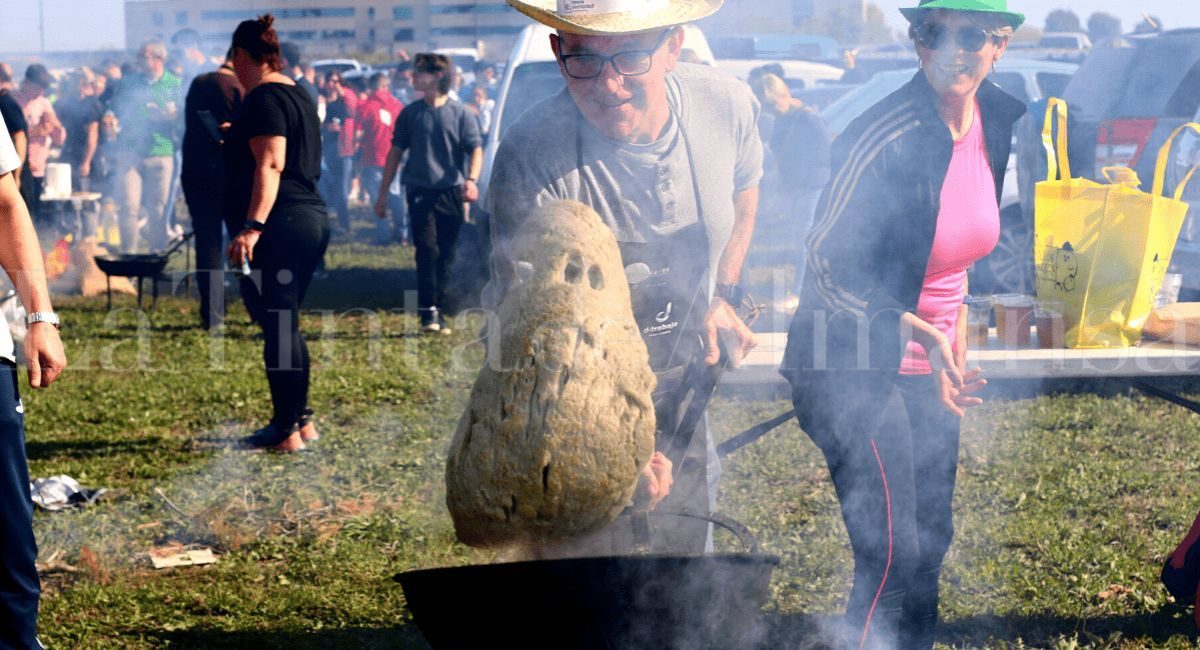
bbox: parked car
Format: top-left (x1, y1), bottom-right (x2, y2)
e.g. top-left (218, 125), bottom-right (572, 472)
top-left (820, 58), bottom-right (1077, 293)
top-left (1159, 103), bottom-right (1200, 298)
top-left (312, 58), bottom-right (367, 77)
top-left (477, 23), bottom-right (716, 212)
top-left (709, 34), bottom-right (842, 64)
top-left (822, 59), bottom-right (1076, 136)
top-left (1036, 32), bottom-right (1093, 51)
top-left (1029, 28), bottom-right (1200, 293)
top-left (434, 47), bottom-right (481, 72)
top-left (434, 47), bottom-right (482, 87)
top-left (715, 58), bottom-right (845, 93)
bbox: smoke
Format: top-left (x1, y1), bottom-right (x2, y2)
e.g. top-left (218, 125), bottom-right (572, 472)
top-left (32, 405), bottom-right (466, 585)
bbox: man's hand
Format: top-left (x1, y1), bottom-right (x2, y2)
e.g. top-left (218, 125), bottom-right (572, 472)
top-left (638, 451), bottom-right (673, 510)
top-left (462, 179), bottom-right (479, 203)
top-left (703, 298), bottom-right (756, 367)
top-left (79, 161), bottom-right (91, 178)
top-left (374, 197), bottom-right (388, 220)
top-left (25, 322), bottom-right (65, 389)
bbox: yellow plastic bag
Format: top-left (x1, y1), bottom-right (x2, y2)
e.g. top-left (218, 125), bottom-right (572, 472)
top-left (1034, 98), bottom-right (1200, 348)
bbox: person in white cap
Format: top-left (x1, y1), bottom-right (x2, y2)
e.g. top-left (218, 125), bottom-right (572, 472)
top-left (486, 0), bottom-right (762, 553)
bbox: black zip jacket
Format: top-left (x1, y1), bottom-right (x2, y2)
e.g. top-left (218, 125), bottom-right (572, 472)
top-left (781, 70), bottom-right (1027, 387)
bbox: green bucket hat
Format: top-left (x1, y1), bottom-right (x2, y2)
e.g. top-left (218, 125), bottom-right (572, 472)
top-left (900, 0), bottom-right (1025, 29)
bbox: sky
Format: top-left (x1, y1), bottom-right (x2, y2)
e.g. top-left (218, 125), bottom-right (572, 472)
top-left (0, 0), bottom-right (125, 54)
top-left (1, 0), bottom-right (1200, 54)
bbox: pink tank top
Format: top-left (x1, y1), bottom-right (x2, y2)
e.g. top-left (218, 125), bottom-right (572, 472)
top-left (900, 102), bottom-right (999, 375)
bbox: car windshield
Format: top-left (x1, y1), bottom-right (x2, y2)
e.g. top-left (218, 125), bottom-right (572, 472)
top-left (819, 70), bottom-right (911, 135)
top-left (498, 61), bottom-right (567, 140)
top-left (315, 62), bottom-right (358, 74)
top-left (1039, 36), bottom-right (1082, 49)
top-left (1067, 34), bottom-right (1200, 120)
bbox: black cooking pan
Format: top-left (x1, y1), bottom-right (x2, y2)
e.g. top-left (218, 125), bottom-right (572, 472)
top-left (396, 510), bottom-right (779, 650)
top-left (93, 232), bottom-right (193, 278)
top-left (94, 233), bottom-right (194, 308)
top-left (93, 253), bottom-right (172, 278)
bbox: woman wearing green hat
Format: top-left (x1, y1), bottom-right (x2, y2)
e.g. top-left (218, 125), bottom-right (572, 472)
top-left (781, 0), bottom-right (1024, 648)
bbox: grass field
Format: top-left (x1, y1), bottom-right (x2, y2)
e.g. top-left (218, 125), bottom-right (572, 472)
top-left (20, 230), bottom-right (1200, 648)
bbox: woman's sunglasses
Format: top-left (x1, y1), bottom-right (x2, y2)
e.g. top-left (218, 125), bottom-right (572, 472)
top-left (915, 22), bottom-right (1001, 53)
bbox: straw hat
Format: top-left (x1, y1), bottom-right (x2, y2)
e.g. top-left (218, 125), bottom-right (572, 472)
top-left (506, 0), bottom-right (724, 36)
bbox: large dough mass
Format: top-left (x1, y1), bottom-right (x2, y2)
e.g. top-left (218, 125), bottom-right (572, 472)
top-left (446, 200), bottom-right (656, 547)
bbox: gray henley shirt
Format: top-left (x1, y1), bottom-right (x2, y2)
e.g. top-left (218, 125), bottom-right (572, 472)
top-left (485, 62), bottom-right (763, 308)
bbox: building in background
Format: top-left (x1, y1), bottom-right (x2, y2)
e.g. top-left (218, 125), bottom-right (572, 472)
top-left (124, 1), bottom-right (528, 59)
top-left (699, 0), bottom-right (866, 35)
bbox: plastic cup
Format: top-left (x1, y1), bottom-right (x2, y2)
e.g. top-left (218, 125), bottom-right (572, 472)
top-left (965, 296), bottom-right (993, 347)
top-left (1035, 299), bottom-right (1066, 349)
top-left (992, 294), bottom-right (1020, 345)
top-left (1157, 272), bottom-right (1183, 308)
top-left (994, 294), bottom-right (1034, 348)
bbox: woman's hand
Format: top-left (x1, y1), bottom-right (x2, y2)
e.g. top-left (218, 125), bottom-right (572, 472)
top-left (901, 312), bottom-right (986, 416)
top-left (936, 367), bottom-right (986, 417)
top-left (902, 312), bottom-right (961, 384)
top-left (226, 229), bottom-right (261, 268)
top-left (944, 301), bottom-right (986, 416)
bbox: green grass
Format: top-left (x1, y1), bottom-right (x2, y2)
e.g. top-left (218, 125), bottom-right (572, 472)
top-left (23, 232), bottom-right (1200, 648)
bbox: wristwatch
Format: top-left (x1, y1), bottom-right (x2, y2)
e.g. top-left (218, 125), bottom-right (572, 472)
top-left (26, 312), bottom-right (61, 330)
top-left (714, 283), bottom-right (745, 305)
top-left (243, 220), bottom-right (266, 232)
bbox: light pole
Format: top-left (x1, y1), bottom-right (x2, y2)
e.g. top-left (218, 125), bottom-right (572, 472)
top-left (39, 0), bottom-right (46, 54)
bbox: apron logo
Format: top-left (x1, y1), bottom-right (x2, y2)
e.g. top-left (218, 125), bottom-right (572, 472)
top-left (655, 302), bottom-right (673, 323)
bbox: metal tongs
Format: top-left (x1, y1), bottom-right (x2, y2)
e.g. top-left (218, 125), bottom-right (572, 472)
top-left (630, 347), bottom-right (729, 553)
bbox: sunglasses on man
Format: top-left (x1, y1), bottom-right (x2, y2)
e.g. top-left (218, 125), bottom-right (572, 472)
top-left (915, 22), bottom-right (1003, 53)
top-left (556, 28), bottom-right (674, 80)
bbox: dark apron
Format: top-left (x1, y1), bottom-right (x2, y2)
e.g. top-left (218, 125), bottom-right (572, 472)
top-left (578, 117), bottom-right (714, 554)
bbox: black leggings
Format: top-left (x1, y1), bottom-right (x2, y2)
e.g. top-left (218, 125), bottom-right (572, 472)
top-left (243, 203), bottom-right (330, 431)
top-left (184, 177), bottom-right (239, 329)
top-left (795, 372), bottom-right (960, 650)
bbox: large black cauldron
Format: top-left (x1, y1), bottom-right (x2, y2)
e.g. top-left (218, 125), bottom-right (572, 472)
top-left (396, 511), bottom-right (779, 650)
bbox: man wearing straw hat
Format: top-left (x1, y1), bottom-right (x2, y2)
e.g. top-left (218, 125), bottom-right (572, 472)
top-left (486, 0), bottom-right (762, 553)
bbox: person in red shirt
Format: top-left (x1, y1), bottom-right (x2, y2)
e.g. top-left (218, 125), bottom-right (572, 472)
top-left (319, 71), bottom-right (357, 232)
top-left (356, 72), bottom-right (408, 245)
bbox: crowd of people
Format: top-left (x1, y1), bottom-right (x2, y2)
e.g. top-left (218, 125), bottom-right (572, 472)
top-left (0, 29), bottom-right (499, 255)
top-left (10, 0), bottom-right (1196, 648)
top-left (0, 16), bottom-right (495, 645)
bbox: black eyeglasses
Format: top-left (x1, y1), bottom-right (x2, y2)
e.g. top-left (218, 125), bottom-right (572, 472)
top-left (915, 22), bottom-right (1001, 53)
top-left (557, 29), bottom-right (673, 80)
